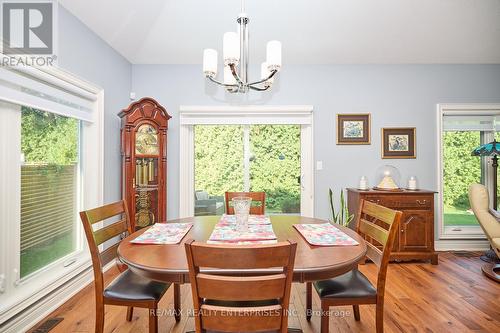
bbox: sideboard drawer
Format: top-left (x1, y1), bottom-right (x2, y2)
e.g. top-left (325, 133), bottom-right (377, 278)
top-left (365, 195), bottom-right (432, 209)
top-left (397, 196), bottom-right (432, 209)
top-left (364, 196), bottom-right (397, 208)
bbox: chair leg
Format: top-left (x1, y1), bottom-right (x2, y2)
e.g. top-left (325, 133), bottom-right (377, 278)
top-left (320, 302), bottom-right (329, 333)
top-left (376, 302), bottom-right (384, 333)
top-left (95, 302), bottom-right (105, 333)
top-left (174, 283), bottom-right (181, 322)
top-left (353, 305), bottom-right (360, 321)
top-left (149, 306), bottom-right (158, 333)
top-left (306, 282), bottom-right (312, 321)
top-left (126, 306), bottom-right (134, 321)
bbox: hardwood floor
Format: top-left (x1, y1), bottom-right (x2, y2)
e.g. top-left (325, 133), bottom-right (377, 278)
top-left (28, 252), bottom-right (500, 333)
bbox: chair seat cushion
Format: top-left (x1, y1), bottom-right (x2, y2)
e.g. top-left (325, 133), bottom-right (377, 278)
top-left (204, 299), bottom-right (279, 307)
top-left (104, 270), bottom-right (170, 301)
top-left (313, 269), bottom-right (376, 299)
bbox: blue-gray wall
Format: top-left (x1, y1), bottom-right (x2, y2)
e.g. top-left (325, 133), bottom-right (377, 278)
top-left (58, 6), bottom-right (131, 204)
top-left (55, 8), bottom-right (500, 224)
top-left (130, 64), bottom-right (500, 220)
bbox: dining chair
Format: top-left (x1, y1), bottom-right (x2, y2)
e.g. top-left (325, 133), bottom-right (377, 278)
top-left (306, 199), bottom-right (402, 333)
top-left (224, 191), bottom-right (266, 215)
top-left (184, 239), bottom-right (297, 333)
top-left (80, 200), bottom-right (175, 333)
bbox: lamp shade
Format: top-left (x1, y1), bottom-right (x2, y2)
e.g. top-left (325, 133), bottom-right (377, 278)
top-left (224, 65), bottom-right (237, 85)
top-left (472, 140), bottom-right (500, 156)
top-left (261, 62), bottom-right (273, 87)
top-left (223, 32), bottom-right (240, 65)
top-left (266, 40), bottom-right (282, 70)
top-left (203, 49), bottom-right (218, 77)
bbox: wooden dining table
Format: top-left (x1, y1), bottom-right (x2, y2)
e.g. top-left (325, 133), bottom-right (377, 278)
top-left (117, 215), bottom-right (367, 330)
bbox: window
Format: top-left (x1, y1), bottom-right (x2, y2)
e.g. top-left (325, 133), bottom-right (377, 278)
top-left (438, 105), bottom-right (500, 239)
top-left (20, 107), bottom-right (80, 278)
top-left (0, 63), bottom-right (102, 324)
top-left (194, 125), bottom-right (301, 216)
top-left (179, 105), bottom-right (314, 218)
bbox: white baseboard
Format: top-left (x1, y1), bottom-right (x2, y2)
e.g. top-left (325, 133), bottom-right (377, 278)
top-left (0, 266), bottom-right (94, 333)
top-left (0, 261), bottom-right (114, 333)
top-left (435, 239), bottom-right (490, 251)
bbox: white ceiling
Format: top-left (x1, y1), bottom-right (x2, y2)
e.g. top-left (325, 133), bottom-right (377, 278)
top-left (59, 0), bottom-right (500, 65)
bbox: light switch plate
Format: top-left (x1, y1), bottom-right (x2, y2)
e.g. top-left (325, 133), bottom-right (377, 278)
top-left (316, 161), bottom-right (323, 170)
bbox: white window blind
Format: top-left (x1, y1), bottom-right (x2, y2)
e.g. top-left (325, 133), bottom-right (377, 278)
top-left (0, 64), bottom-right (97, 122)
top-left (180, 105), bottom-right (313, 125)
top-left (443, 115), bottom-right (500, 131)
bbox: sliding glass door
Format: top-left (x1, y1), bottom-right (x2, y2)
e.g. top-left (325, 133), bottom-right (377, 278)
top-left (194, 124), bottom-right (301, 216)
top-left (440, 111), bottom-right (500, 238)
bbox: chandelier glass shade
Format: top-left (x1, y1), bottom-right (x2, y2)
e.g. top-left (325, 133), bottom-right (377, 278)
top-left (202, 4), bottom-right (281, 93)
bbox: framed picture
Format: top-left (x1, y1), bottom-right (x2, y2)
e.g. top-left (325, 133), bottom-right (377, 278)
top-left (381, 127), bottom-right (416, 159)
top-left (336, 114), bottom-right (371, 145)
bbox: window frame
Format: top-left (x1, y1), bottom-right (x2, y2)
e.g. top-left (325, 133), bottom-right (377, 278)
top-left (179, 105), bottom-right (314, 218)
top-left (0, 64), bottom-right (104, 324)
top-left (436, 104), bottom-right (500, 239)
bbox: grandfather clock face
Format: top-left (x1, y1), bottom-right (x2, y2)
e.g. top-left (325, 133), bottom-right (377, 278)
top-left (135, 124), bottom-right (159, 155)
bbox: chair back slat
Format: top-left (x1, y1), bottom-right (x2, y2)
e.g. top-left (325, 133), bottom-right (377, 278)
top-left (100, 242), bottom-right (121, 267)
top-left (185, 239), bottom-right (296, 333)
top-left (93, 219), bottom-right (128, 245)
top-left (359, 218), bottom-right (389, 247)
top-left (190, 242), bottom-right (292, 269)
top-left (365, 241), bottom-right (383, 267)
top-left (196, 273), bottom-right (287, 301)
top-left (362, 200), bottom-right (399, 225)
top-left (200, 304), bottom-right (282, 332)
top-left (83, 201), bottom-right (125, 224)
top-left (225, 191), bottom-right (266, 215)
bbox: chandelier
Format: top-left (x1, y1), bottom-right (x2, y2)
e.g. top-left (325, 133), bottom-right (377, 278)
top-left (202, 1), bottom-right (282, 93)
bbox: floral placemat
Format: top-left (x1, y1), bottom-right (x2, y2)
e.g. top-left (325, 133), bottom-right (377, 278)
top-left (209, 223), bottom-right (277, 242)
top-left (294, 223), bottom-right (359, 246)
top-left (131, 223), bottom-right (193, 245)
top-left (218, 214), bottom-right (271, 225)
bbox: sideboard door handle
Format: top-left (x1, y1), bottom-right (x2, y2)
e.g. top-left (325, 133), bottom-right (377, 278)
top-left (416, 199), bottom-right (427, 205)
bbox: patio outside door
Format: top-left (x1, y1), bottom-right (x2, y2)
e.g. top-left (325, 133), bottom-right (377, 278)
top-left (179, 105), bottom-right (314, 219)
top-left (193, 124), bottom-right (301, 216)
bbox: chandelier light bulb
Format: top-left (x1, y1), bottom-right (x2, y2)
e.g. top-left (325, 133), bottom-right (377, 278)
top-left (223, 32), bottom-right (240, 65)
top-left (203, 49), bottom-right (218, 77)
top-left (266, 40), bottom-right (282, 71)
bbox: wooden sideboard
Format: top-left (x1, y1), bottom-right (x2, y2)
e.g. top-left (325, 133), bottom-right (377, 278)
top-left (347, 188), bottom-right (438, 264)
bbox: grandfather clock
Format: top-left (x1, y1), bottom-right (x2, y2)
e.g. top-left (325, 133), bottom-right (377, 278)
top-left (119, 97), bottom-right (171, 230)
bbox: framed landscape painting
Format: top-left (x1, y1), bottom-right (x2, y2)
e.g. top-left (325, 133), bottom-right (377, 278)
top-left (336, 114), bottom-right (371, 145)
top-left (381, 127), bottom-right (416, 159)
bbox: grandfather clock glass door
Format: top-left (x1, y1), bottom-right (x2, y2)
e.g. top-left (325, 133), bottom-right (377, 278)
top-left (134, 124), bottom-right (160, 229)
top-left (119, 98), bottom-right (171, 231)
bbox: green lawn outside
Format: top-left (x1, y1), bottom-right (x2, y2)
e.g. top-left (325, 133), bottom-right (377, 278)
top-left (21, 231), bottom-right (75, 277)
top-left (443, 205), bottom-right (478, 226)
